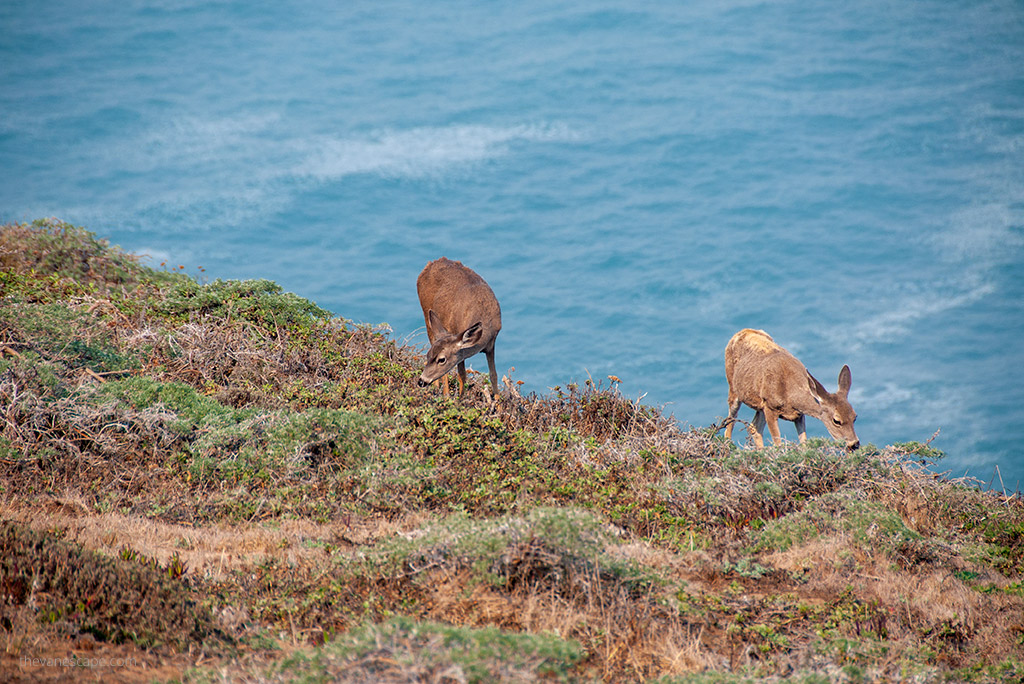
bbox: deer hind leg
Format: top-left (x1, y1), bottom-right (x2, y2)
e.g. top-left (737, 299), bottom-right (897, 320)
top-left (749, 409), bottom-right (766, 449)
top-left (724, 395), bottom-right (741, 440)
top-left (794, 415), bottom-right (807, 443)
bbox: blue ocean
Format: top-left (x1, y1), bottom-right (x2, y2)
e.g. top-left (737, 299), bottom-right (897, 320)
top-left (2, 1), bottom-right (1022, 487)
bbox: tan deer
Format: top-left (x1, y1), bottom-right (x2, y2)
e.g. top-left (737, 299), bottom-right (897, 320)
top-left (723, 328), bottom-right (859, 450)
top-left (416, 257), bottom-right (501, 396)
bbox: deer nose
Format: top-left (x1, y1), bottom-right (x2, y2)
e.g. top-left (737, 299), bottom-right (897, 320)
top-left (847, 440), bottom-right (860, 451)
top-left (417, 378), bottom-right (429, 387)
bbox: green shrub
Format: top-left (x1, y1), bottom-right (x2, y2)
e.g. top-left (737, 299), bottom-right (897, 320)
top-left (0, 219), bottom-right (143, 287)
top-left (90, 376), bottom-right (373, 481)
top-left (347, 507), bottom-right (658, 595)
top-left (155, 278), bottom-right (330, 332)
top-left (752, 491), bottom-right (924, 559)
top-left (0, 303), bottom-right (136, 373)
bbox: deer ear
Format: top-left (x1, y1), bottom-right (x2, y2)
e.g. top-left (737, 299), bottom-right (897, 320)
top-left (459, 322), bottom-right (483, 347)
top-left (428, 310), bottom-right (450, 337)
top-left (837, 365), bottom-right (852, 395)
top-left (806, 372), bottom-right (827, 404)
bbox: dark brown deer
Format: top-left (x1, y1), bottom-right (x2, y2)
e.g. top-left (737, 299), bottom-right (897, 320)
top-left (723, 328), bottom-right (859, 450)
top-left (416, 257), bottom-right (501, 396)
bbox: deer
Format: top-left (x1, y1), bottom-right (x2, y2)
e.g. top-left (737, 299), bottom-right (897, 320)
top-left (722, 328), bottom-right (860, 450)
top-left (416, 257), bottom-right (501, 397)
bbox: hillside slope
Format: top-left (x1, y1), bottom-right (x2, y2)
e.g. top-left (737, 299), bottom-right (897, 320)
top-left (1, 219), bottom-right (1022, 682)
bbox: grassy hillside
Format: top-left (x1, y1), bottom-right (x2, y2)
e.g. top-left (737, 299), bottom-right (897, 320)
top-left (1, 218), bottom-right (1022, 682)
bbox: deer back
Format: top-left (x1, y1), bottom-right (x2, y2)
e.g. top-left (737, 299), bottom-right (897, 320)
top-left (417, 257), bottom-right (501, 342)
top-left (726, 329), bottom-right (810, 414)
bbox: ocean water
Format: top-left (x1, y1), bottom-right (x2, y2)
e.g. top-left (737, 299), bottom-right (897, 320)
top-left (2, 1), bottom-right (1022, 487)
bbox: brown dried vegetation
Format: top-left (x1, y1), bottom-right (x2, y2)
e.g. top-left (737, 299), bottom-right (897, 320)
top-left (0, 219), bottom-right (1022, 682)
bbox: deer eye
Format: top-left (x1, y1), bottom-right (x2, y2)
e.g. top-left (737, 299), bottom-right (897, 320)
top-left (832, 417), bottom-right (842, 426)
top-left (436, 356), bottom-right (446, 365)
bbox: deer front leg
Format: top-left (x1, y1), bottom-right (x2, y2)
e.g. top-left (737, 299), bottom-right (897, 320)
top-left (724, 395), bottom-right (741, 440)
top-left (457, 361), bottom-right (467, 395)
top-left (486, 346), bottom-right (498, 393)
top-left (749, 409), bottom-right (766, 449)
top-left (764, 408), bottom-right (783, 446)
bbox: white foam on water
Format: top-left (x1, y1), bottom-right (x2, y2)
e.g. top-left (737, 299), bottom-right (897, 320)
top-left (113, 113), bottom-right (285, 175)
top-left (84, 118), bottom-right (579, 230)
top-left (849, 381), bottom-right (964, 448)
top-left (837, 194), bottom-right (1020, 353)
top-left (296, 123), bottom-right (579, 182)
top-left (79, 113), bottom-right (294, 229)
top-left (929, 202), bottom-right (1024, 264)
top-left (840, 282), bottom-right (996, 352)
top-left (849, 382), bottom-right (915, 410)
